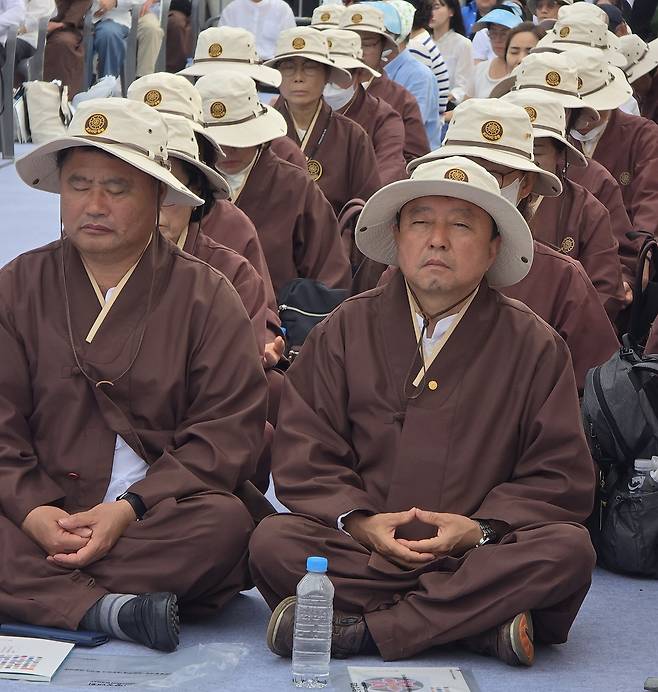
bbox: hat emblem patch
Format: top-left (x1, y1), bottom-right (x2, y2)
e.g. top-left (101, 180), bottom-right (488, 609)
top-left (524, 106), bottom-right (537, 122)
top-left (619, 171), bottom-right (632, 185)
top-left (208, 42), bottom-right (223, 57)
top-left (481, 120), bottom-right (504, 142)
top-left (84, 113), bottom-right (108, 135)
top-left (559, 26), bottom-right (570, 38)
top-left (444, 168), bottom-right (469, 182)
top-left (210, 101), bottom-right (227, 119)
top-left (546, 71), bottom-right (561, 87)
top-left (560, 236), bottom-right (575, 254)
top-left (320, 11), bottom-right (331, 21)
top-left (144, 89), bottom-right (162, 107)
top-left (292, 37), bottom-right (306, 50)
top-left (351, 12), bottom-right (363, 23)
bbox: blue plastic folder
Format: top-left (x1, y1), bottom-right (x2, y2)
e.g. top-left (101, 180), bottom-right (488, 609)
top-left (0, 623), bottom-right (109, 647)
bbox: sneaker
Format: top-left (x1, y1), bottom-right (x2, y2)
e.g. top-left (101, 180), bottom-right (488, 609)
top-left (266, 596), bottom-right (368, 659)
top-left (117, 592), bottom-right (180, 652)
top-left (463, 611), bottom-right (534, 667)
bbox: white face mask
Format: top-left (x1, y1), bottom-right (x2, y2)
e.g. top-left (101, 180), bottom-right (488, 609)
top-left (500, 175), bottom-right (525, 206)
top-left (569, 120), bottom-right (607, 142)
top-left (323, 82), bottom-right (356, 111)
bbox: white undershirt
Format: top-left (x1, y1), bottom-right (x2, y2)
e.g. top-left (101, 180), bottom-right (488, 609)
top-left (100, 287), bottom-right (150, 503)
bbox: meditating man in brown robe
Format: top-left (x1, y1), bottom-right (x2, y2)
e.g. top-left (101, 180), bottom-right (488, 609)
top-left (1, 98), bottom-right (268, 652)
top-left (250, 156), bottom-right (596, 666)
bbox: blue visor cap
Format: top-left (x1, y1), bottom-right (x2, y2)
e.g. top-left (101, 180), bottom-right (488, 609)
top-left (365, 1), bottom-right (402, 37)
top-left (473, 4), bottom-right (523, 30)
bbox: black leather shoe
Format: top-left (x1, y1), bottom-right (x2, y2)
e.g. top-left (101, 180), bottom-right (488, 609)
top-left (117, 592), bottom-right (180, 652)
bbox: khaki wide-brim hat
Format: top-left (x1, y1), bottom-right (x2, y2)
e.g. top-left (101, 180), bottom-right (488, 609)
top-left (356, 156), bottom-right (534, 289)
top-left (163, 114), bottom-right (230, 199)
top-left (338, 4), bottom-right (398, 52)
top-left (324, 29), bottom-right (380, 78)
top-left (178, 27), bottom-right (282, 87)
top-left (15, 98), bottom-right (203, 207)
top-left (501, 90), bottom-right (586, 167)
top-left (534, 22), bottom-right (627, 68)
top-left (408, 99), bottom-right (562, 197)
top-left (618, 34), bottom-right (658, 84)
top-left (264, 27), bottom-right (352, 88)
top-left (566, 46), bottom-right (633, 111)
top-left (312, 4), bottom-right (346, 29)
top-left (196, 71), bottom-right (288, 148)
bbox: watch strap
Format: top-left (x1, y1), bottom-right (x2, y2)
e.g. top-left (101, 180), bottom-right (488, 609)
top-left (116, 491), bottom-right (147, 520)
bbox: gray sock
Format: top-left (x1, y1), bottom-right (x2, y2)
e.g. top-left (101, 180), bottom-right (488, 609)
top-left (80, 594), bottom-right (137, 641)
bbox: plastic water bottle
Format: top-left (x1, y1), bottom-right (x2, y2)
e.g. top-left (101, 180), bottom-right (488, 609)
top-left (292, 556), bottom-right (334, 688)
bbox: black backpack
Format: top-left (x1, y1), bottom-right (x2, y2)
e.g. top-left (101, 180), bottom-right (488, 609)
top-left (582, 235), bottom-right (658, 577)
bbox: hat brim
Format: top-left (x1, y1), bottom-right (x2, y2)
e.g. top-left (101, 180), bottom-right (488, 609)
top-left (504, 85), bottom-right (599, 121)
top-left (354, 178), bottom-right (534, 288)
top-left (343, 26), bottom-right (398, 52)
top-left (331, 53), bottom-right (380, 77)
top-left (178, 61), bottom-right (282, 88)
top-left (407, 146), bottom-right (562, 197)
top-left (201, 104), bottom-right (288, 147)
top-left (624, 39), bottom-right (658, 83)
top-left (578, 64), bottom-right (633, 110)
top-left (533, 127), bottom-right (587, 166)
top-left (472, 14), bottom-right (523, 32)
top-left (15, 138), bottom-right (204, 207)
top-left (535, 34), bottom-right (627, 67)
top-left (169, 150), bottom-right (231, 199)
top-left (312, 21), bottom-right (340, 29)
top-left (264, 53), bottom-right (353, 88)
top-left (189, 119), bottom-right (226, 160)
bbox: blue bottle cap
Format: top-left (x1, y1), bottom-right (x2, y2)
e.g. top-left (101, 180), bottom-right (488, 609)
top-left (306, 556), bottom-right (328, 573)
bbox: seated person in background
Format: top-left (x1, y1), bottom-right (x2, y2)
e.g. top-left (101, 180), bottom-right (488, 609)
top-left (250, 155), bottom-right (596, 666)
top-left (14, 0), bottom-right (54, 86)
top-left (0, 0), bottom-right (25, 66)
top-left (218, 0), bottom-right (295, 60)
top-left (503, 21), bottom-right (545, 71)
top-left (43, 0), bottom-right (88, 96)
top-left (2, 98), bottom-right (268, 651)
top-left (527, 0), bottom-right (571, 23)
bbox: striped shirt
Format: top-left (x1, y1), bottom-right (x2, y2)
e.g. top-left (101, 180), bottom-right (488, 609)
top-left (407, 29), bottom-right (450, 116)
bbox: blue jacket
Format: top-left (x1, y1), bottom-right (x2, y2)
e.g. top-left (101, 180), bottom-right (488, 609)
top-left (462, 0), bottom-right (478, 36)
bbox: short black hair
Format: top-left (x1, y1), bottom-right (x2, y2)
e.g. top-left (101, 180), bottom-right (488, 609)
top-left (410, 0), bottom-right (433, 30)
top-left (176, 158), bottom-right (216, 222)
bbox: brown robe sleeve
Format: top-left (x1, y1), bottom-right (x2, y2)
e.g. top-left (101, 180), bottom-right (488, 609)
top-left (373, 100), bottom-right (407, 185)
top-left (348, 125), bottom-right (382, 205)
top-left (127, 276), bottom-right (268, 509)
top-left (54, 0), bottom-right (91, 27)
top-left (268, 137), bottom-right (307, 169)
top-left (472, 321), bottom-right (596, 529)
top-left (0, 275), bottom-right (66, 525)
top-left (272, 312), bottom-right (380, 525)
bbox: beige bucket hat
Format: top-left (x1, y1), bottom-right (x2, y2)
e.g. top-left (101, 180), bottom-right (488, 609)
top-left (617, 34), bottom-right (658, 84)
top-left (408, 99), bottom-right (562, 197)
top-left (338, 4), bottom-right (398, 52)
top-left (491, 53), bottom-right (600, 123)
top-left (535, 15), bottom-right (626, 67)
top-left (264, 27), bottom-right (352, 87)
top-left (15, 98), bottom-right (203, 207)
top-left (162, 114), bottom-right (230, 199)
top-left (501, 90), bottom-right (586, 166)
top-left (196, 71), bottom-right (287, 148)
top-left (127, 73), bottom-right (224, 160)
top-left (567, 46), bottom-right (633, 110)
top-left (355, 156), bottom-right (534, 288)
top-left (323, 28), bottom-right (380, 77)
top-left (312, 4), bottom-right (345, 29)
top-left (178, 27), bottom-right (282, 87)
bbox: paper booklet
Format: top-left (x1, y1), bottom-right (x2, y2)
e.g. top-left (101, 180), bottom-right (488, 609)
top-left (348, 666), bottom-right (472, 692)
top-left (0, 636), bottom-right (74, 682)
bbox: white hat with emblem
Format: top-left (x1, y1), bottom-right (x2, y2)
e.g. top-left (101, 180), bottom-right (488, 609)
top-left (617, 34), bottom-right (658, 84)
top-left (355, 156), bottom-right (534, 288)
top-left (312, 4), bottom-right (346, 29)
top-left (407, 99), bottom-right (562, 197)
top-left (323, 28), bottom-right (380, 77)
top-left (15, 98), bottom-right (203, 207)
top-left (338, 3), bottom-right (398, 51)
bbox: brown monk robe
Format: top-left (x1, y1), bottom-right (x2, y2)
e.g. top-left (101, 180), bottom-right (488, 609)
top-left (0, 235), bottom-right (268, 630)
top-left (571, 109), bottom-right (658, 238)
top-left (165, 2), bottom-right (192, 72)
top-left (337, 84), bottom-right (407, 185)
top-left (200, 199), bottom-right (281, 336)
top-left (269, 137), bottom-right (307, 168)
top-left (43, 0), bottom-right (90, 97)
top-left (233, 145), bottom-right (351, 294)
top-left (529, 179), bottom-right (625, 320)
top-left (274, 98), bottom-right (382, 216)
top-left (379, 240), bottom-right (619, 394)
top-left (366, 72), bottom-right (431, 163)
top-left (250, 272), bottom-right (596, 660)
top-left (182, 224), bottom-right (267, 353)
top-left (567, 158), bottom-right (640, 283)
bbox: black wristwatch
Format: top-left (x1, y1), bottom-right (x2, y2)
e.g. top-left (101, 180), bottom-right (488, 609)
top-left (116, 491), bottom-right (147, 520)
top-left (475, 519), bottom-right (497, 547)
